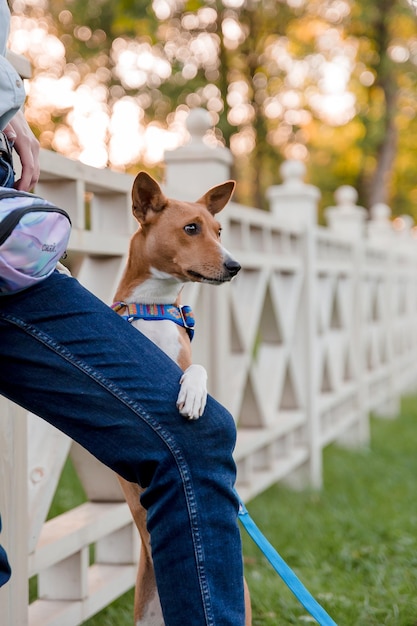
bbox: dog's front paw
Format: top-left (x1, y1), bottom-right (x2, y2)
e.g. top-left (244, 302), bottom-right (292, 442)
top-left (176, 364), bottom-right (208, 420)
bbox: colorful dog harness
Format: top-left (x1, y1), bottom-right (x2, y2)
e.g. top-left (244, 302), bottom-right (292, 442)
top-left (111, 301), bottom-right (196, 341)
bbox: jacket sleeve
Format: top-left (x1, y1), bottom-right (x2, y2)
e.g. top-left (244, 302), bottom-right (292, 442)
top-left (0, 0), bottom-right (26, 129)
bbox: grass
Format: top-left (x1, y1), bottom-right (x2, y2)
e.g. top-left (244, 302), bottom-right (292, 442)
top-left (33, 396), bottom-right (417, 625)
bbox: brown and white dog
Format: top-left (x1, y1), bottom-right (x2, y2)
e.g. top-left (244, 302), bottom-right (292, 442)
top-left (113, 172), bottom-right (251, 625)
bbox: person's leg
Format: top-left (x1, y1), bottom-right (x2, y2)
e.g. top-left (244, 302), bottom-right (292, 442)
top-left (0, 271), bottom-right (245, 626)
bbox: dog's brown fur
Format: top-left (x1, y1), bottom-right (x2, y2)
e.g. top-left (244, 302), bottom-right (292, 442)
top-left (114, 172), bottom-right (251, 625)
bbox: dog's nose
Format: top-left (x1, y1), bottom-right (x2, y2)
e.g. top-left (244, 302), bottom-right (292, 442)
top-left (224, 258), bottom-right (241, 277)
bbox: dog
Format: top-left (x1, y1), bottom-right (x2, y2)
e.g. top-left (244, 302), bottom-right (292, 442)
top-left (113, 171), bottom-right (252, 625)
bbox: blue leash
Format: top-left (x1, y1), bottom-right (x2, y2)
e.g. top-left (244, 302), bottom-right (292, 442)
top-left (238, 498), bottom-right (338, 626)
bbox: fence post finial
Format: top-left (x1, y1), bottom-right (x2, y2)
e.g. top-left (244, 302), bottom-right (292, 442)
top-left (266, 160), bottom-right (321, 226)
top-left (325, 185), bottom-right (367, 239)
top-left (367, 202), bottom-right (394, 243)
top-left (163, 108), bottom-right (233, 200)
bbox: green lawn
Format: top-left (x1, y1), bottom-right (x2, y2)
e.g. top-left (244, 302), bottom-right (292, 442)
top-left (242, 398), bottom-right (417, 625)
top-left (35, 396), bottom-right (417, 625)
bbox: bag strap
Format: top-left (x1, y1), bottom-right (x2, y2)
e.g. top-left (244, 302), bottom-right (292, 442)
top-left (0, 205), bottom-right (71, 246)
top-left (0, 189), bottom-right (45, 200)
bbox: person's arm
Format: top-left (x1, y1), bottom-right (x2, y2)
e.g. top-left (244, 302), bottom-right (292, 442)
top-left (0, 0), bottom-right (40, 191)
top-left (4, 111), bottom-right (40, 191)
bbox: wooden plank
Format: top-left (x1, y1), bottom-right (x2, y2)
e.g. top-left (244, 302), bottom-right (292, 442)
top-left (29, 599), bottom-right (82, 626)
top-left (28, 564), bottom-right (136, 626)
top-left (237, 446), bottom-right (309, 502)
top-left (39, 149), bottom-right (133, 193)
top-left (38, 548), bottom-right (89, 601)
top-left (83, 563), bottom-right (136, 618)
top-left (29, 502), bottom-right (133, 576)
top-left (234, 411), bottom-right (306, 459)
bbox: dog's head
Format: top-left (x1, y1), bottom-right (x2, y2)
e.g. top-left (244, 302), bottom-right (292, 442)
top-left (130, 171), bottom-right (241, 285)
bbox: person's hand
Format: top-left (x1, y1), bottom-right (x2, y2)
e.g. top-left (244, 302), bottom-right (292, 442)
top-left (4, 110), bottom-right (40, 191)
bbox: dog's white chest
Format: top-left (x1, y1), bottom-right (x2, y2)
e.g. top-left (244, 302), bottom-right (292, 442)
top-left (131, 318), bottom-right (182, 365)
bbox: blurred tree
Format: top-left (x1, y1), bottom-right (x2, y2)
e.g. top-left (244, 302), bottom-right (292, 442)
top-left (348, 0), bottom-right (417, 213)
top-left (9, 0), bottom-right (417, 218)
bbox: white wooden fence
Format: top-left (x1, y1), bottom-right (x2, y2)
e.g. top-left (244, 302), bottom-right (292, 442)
top-left (1, 108), bottom-right (417, 625)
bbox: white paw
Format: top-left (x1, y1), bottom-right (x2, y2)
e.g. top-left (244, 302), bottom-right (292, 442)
top-left (176, 364), bottom-right (208, 420)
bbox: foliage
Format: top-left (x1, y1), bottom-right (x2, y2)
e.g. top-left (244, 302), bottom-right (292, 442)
top-left (32, 395), bottom-right (417, 624)
top-left (9, 0), bottom-right (417, 217)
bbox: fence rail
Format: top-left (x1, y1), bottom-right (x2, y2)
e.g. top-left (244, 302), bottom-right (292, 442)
top-left (1, 108), bottom-right (417, 625)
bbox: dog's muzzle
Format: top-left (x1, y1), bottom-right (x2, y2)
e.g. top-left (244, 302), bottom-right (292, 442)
top-left (224, 257), bottom-right (241, 278)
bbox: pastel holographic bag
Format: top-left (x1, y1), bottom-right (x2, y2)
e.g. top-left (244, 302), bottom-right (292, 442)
top-left (0, 188), bottom-right (71, 294)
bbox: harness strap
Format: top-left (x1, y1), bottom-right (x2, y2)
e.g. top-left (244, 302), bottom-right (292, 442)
top-left (111, 301), bottom-right (195, 341)
top-left (238, 499), bottom-right (338, 626)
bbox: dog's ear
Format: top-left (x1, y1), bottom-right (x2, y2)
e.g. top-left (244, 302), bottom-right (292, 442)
top-left (196, 180), bottom-right (236, 215)
top-left (132, 172), bottom-right (168, 223)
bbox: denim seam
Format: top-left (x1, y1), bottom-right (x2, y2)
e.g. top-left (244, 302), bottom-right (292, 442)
top-left (1, 313), bottom-right (214, 625)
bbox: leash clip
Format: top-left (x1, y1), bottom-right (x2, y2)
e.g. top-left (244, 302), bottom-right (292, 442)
top-left (179, 305), bottom-right (195, 341)
top-left (179, 304), bottom-right (195, 331)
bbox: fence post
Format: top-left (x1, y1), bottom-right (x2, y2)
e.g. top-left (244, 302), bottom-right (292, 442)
top-left (367, 202), bottom-right (394, 244)
top-left (163, 108), bottom-right (234, 400)
top-left (325, 185), bottom-right (369, 447)
top-left (325, 185), bottom-right (367, 239)
top-left (163, 108), bottom-right (233, 200)
top-left (0, 400), bottom-right (28, 626)
top-left (267, 160), bottom-right (319, 227)
top-left (367, 204), bottom-right (401, 418)
top-left (267, 160), bottom-right (323, 488)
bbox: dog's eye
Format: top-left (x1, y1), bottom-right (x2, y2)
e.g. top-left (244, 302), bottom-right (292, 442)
top-left (184, 223), bottom-right (200, 235)
top-left (218, 228), bottom-right (222, 238)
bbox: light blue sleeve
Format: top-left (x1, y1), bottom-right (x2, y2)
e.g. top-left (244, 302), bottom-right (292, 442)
top-left (0, 0), bottom-right (26, 129)
top-left (0, 0), bottom-right (10, 56)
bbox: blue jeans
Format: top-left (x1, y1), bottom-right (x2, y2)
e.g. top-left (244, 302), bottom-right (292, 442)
top-left (0, 157), bottom-right (13, 188)
top-left (0, 133), bottom-right (15, 188)
top-left (0, 271), bottom-right (245, 625)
